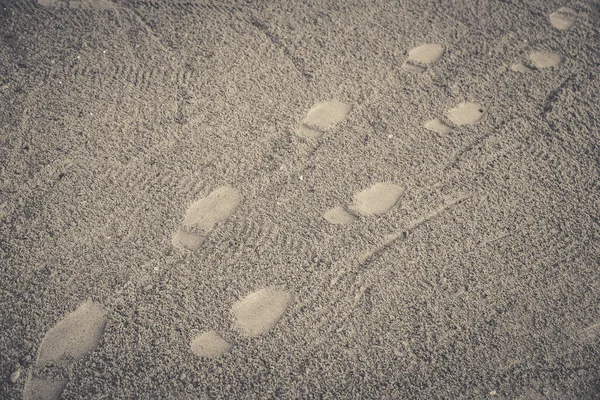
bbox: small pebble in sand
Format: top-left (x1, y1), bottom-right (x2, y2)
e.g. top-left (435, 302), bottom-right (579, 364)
top-left (489, 390), bottom-right (497, 395)
top-left (9, 368), bottom-right (20, 383)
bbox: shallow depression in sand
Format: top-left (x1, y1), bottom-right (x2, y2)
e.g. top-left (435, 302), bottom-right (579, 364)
top-left (323, 206), bottom-right (358, 225)
top-left (424, 118), bottom-right (453, 134)
top-left (36, 301), bottom-right (107, 367)
top-left (172, 186), bottom-right (241, 251)
top-left (231, 287), bottom-right (292, 337)
top-left (408, 43), bottom-right (445, 64)
top-left (190, 330), bottom-right (232, 358)
top-left (352, 183), bottom-right (405, 216)
top-left (529, 51), bottom-right (562, 69)
top-left (23, 377), bottom-right (67, 400)
top-left (550, 7), bottom-right (576, 30)
top-left (298, 101), bottom-right (352, 138)
top-left (447, 102), bottom-right (487, 126)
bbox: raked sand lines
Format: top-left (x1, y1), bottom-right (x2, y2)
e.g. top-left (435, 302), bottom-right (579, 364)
top-left (190, 287), bottom-right (292, 358)
top-left (172, 186), bottom-right (241, 251)
top-left (24, 302), bottom-right (107, 400)
top-left (297, 101), bottom-right (352, 139)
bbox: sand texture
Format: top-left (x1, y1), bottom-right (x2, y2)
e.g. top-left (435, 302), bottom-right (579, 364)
top-left (1, 0), bottom-right (600, 398)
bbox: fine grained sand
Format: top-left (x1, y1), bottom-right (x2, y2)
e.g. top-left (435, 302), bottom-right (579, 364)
top-left (1, 0), bottom-right (599, 398)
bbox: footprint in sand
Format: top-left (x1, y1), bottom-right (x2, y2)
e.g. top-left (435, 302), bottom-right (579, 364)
top-left (511, 51), bottom-right (562, 73)
top-left (402, 43), bottom-right (445, 73)
top-left (550, 7), bottom-right (576, 30)
top-left (323, 205), bottom-right (359, 225)
top-left (323, 183), bottom-right (405, 224)
top-left (172, 185), bottom-right (241, 251)
top-left (190, 287), bottom-right (292, 358)
top-left (38, 0), bottom-right (118, 9)
top-left (297, 101), bottom-right (352, 139)
top-left (190, 330), bottom-right (232, 359)
top-left (351, 183), bottom-right (405, 216)
top-left (424, 102), bottom-right (487, 133)
top-left (24, 302), bottom-right (107, 400)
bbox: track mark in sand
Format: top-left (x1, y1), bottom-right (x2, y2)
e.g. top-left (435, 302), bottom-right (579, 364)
top-left (512, 52), bottom-right (562, 73)
top-left (190, 330), bottom-right (232, 358)
top-left (298, 101), bottom-right (352, 139)
top-left (425, 102), bottom-right (486, 133)
top-left (510, 62), bottom-right (535, 73)
top-left (447, 102), bottom-right (487, 126)
top-left (330, 193), bottom-right (473, 287)
top-left (402, 44), bottom-right (445, 73)
top-left (529, 52), bottom-right (562, 69)
top-left (172, 186), bottom-right (241, 251)
top-left (424, 118), bottom-right (453, 134)
top-left (36, 302), bottom-right (107, 367)
top-left (23, 378), bottom-right (67, 400)
top-left (550, 7), bottom-right (576, 30)
top-left (38, 0), bottom-right (118, 9)
top-left (351, 183), bottom-right (405, 216)
top-left (323, 206), bottom-right (358, 225)
top-left (24, 302), bottom-right (107, 400)
top-left (231, 287), bottom-right (292, 337)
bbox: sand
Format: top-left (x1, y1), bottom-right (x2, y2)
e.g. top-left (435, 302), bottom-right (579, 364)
top-left (1, 0), bottom-right (599, 398)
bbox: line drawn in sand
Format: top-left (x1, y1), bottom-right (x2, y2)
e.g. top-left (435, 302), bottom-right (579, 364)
top-left (190, 287), bottom-right (292, 358)
top-left (323, 183), bottom-right (405, 225)
top-left (330, 192), bottom-right (473, 286)
top-left (297, 101), bottom-right (352, 139)
top-left (402, 43), bottom-right (445, 73)
top-left (424, 101), bottom-right (487, 134)
top-left (172, 185), bottom-right (241, 251)
top-left (23, 302), bottom-right (107, 400)
top-left (511, 51), bottom-right (562, 73)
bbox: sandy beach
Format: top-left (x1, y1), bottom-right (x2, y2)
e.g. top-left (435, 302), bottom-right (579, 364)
top-left (1, 0), bottom-right (599, 398)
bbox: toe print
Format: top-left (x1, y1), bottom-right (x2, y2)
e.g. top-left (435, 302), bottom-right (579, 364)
top-left (402, 43), bottom-right (445, 73)
top-left (231, 287), bottom-right (292, 337)
top-left (172, 186), bottom-right (241, 251)
top-left (351, 183), bottom-right (405, 216)
top-left (190, 330), bottom-right (232, 358)
top-left (298, 101), bottom-right (352, 139)
top-left (550, 7), bottom-right (576, 30)
top-left (24, 302), bottom-right (107, 400)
